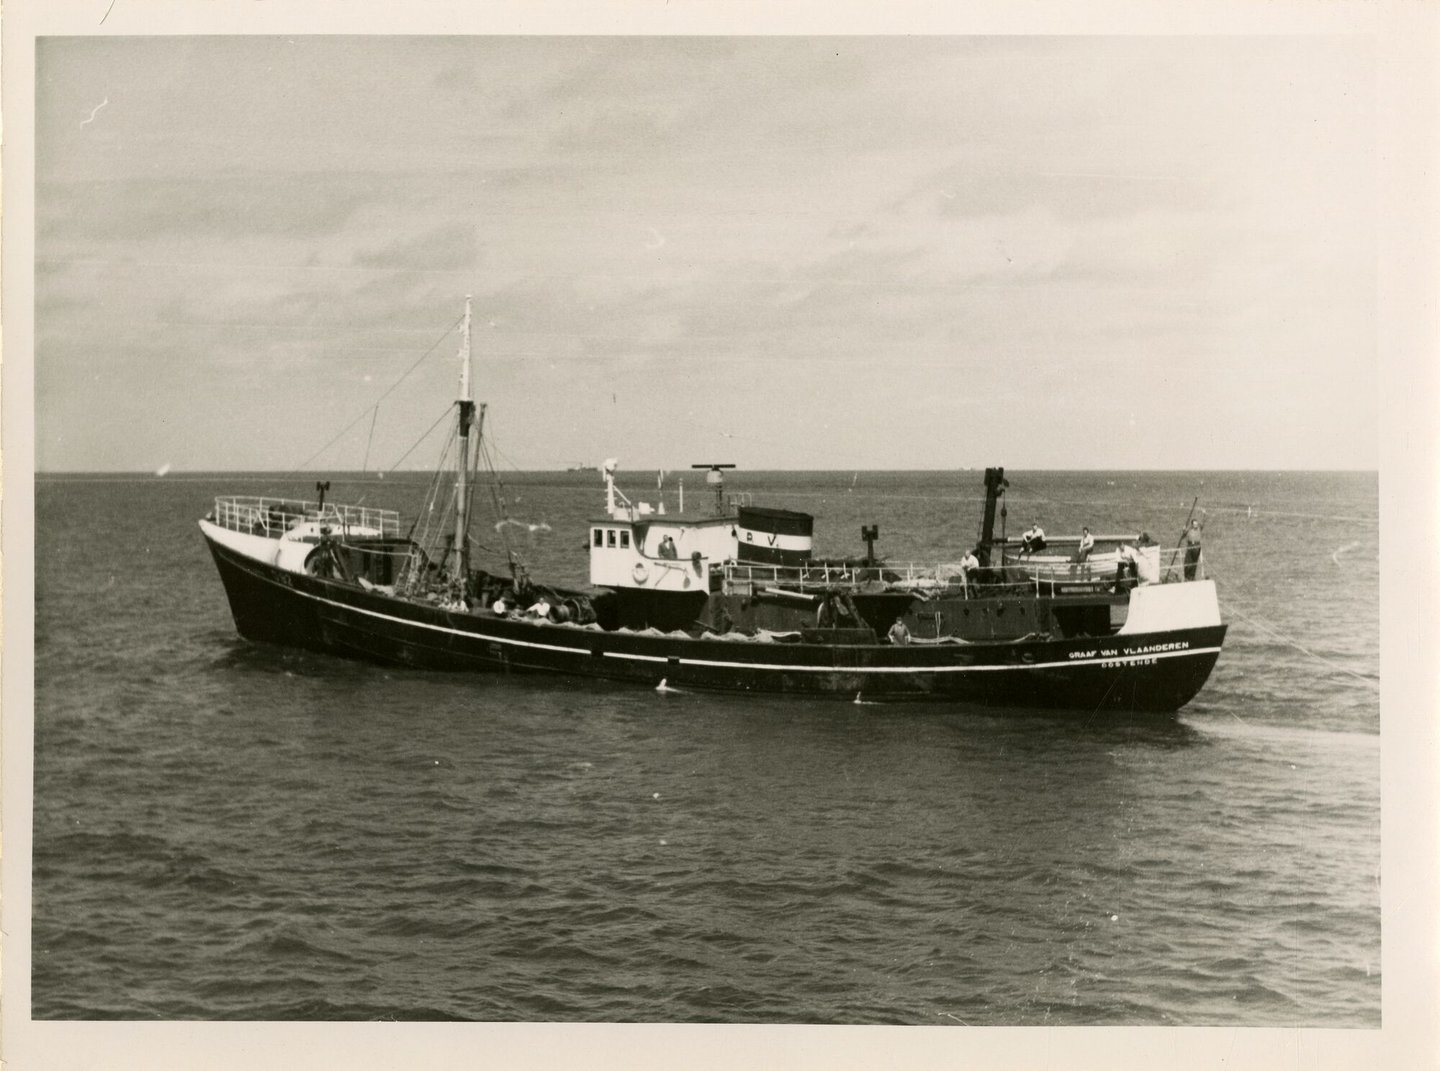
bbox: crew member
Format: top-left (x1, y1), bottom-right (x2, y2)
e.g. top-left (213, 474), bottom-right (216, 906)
top-left (888, 617), bottom-right (911, 646)
top-left (1021, 523), bottom-right (1046, 555)
top-left (1075, 526), bottom-right (1095, 580)
top-left (1135, 534), bottom-right (1159, 585)
top-left (713, 603), bottom-right (734, 635)
top-left (816, 594), bottom-right (836, 629)
top-left (959, 547), bottom-right (981, 598)
top-left (1180, 520), bottom-right (1203, 581)
top-left (1116, 542), bottom-right (1140, 590)
top-left (658, 535), bottom-right (678, 560)
top-left (1117, 535), bottom-right (1159, 587)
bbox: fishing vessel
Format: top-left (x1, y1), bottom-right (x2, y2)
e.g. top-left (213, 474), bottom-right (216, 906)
top-left (200, 300), bottom-right (1226, 713)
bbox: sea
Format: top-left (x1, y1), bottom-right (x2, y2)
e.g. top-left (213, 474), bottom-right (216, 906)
top-left (29, 469), bottom-right (1380, 1026)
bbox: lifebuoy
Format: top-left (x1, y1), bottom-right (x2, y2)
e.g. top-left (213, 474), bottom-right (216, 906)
top-left (632, 561), bottom-right (650, 584)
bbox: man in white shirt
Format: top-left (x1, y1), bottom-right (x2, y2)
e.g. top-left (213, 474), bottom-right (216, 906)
top-left (1075, 526), bottom-right (1096, 579)
top-left (959, 547), bottom-right (981, 598)
top-left (1116, 537), bottom-right (1158, 589)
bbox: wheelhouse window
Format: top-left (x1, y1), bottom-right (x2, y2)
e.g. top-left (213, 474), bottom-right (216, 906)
top-left (620, 530), bottom-right (631, 549)
top-left (607, 530), bottom-right (616, 548)
top-left (592, 529), bottom-right (603, 547)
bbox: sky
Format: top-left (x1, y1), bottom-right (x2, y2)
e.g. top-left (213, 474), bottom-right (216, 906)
top-left (34, 35), bottom-right (1378, 472)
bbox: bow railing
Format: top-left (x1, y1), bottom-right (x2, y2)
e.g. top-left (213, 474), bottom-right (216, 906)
top-left (209, 496), bottom-right (401, 539)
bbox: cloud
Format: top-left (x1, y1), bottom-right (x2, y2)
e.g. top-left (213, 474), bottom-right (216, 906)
top-left (31, 36), bottom-right (1378, 471)
top-left (894, 165), bottom-right (1217, 224)
top-left (432, 63), bottom-right (478, 92)
top-left (37, 171), bottom-right (383, 245)
top-left (354, 223), bottom-right (481, 273)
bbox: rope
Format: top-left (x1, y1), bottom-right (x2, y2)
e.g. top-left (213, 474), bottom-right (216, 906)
top-left (379, 404), bottom-right (457, 476)
top-left (361, 405), bottom-right (379, 474)
top-left (981, 485), bottom-right (1375, 527)
top-left (477, 437), bottom-right (520, 566)
top-left (284, 313), bottom-right (464, 478)
top-left (395, 427), bottom-right (461, 595)
top-left (1215, 583), bottom-right (1379, 690)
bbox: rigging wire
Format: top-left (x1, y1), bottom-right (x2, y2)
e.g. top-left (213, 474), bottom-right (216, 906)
top-left (1209, 571), bottom-right (1379, 690)
top-left (377, 404), bottom-right (460, 477)
top-left (486, 437), bottom-right (532, 480)
top-left (992, 486), bottom-right (1376, 527)
top-left (477, 436), bottom-right (520, 569)
top-left (1224, 601), bottom-right (1378, 689)
top-left (404, 439), bottom-right (449, 548)
top-left (346, 402), bottom-right (454, 515)
top-left (361, 406), bottom-right (380, 474)
top-left (284, 312), bottom-right (465, 479)
top-left (397, 427), bottom-right (459, 595)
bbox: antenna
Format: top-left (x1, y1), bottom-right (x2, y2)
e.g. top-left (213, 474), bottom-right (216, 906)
top-left (690, 463), bottom-right (736, 515)
top-left (602, 458), bottom-right (619, 515)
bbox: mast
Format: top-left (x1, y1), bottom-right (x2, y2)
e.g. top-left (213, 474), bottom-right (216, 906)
top-left (453, 296), bottom-right (475, 584)
top-left (978, 466), bottom-right (1008, 566)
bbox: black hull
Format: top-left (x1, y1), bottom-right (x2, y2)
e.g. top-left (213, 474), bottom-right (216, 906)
top-left (205, 535), bottom-right (1225, 713)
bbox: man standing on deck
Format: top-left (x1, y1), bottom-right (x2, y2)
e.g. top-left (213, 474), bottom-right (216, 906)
top-left (1180, 520), bottom-right (1203, 581)
top-left (1117, 536), bottom-right (1158, 588)
top-left (959, 547), bottom-right (981, 598)
top-left (1076, 526), bottom-right (1095, 579)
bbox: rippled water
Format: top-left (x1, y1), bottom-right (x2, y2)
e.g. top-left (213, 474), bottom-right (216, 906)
top-left (32, 470), bottom-right (1380, 1024)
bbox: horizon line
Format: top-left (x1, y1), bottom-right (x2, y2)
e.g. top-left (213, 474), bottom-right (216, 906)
top-left (33, 465), bottom-right (1382, 478)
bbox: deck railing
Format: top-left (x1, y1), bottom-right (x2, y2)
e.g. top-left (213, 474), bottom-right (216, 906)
top-left (722, 547), bottom-right (1205, 597)
top-left (209, 495), bottom-right (402, 538)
